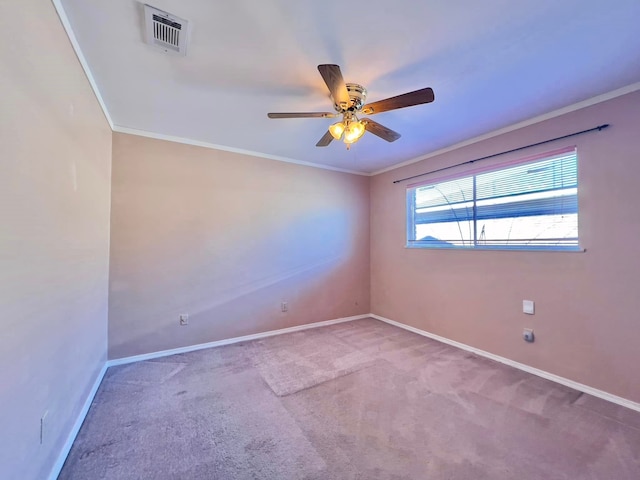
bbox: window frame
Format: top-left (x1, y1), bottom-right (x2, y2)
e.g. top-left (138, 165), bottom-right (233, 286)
top-left (405, 146), bottom-right (582, 252)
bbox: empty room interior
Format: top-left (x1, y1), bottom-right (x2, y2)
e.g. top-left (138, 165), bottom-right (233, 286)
top-left (3, 1), bottom-right (640, 479)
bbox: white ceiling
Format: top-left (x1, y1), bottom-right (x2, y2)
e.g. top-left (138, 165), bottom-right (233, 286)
top-left (59, 0), bottom-right (640, 174)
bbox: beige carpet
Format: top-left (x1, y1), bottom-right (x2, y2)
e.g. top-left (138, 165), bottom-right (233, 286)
top-left (58, 318), bottom-right (640, 479)
top-left (249, 327), bottom-right (377, 396)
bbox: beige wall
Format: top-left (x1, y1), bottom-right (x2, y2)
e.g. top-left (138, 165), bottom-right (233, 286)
top-left (108, 133), bottom-right (370, 358)
top-left (2, 4), bottom-right (637, 477)
top-left (0, 1), bottom-right (112, 479)
top-left (371, 90), bottom-right (640, 403)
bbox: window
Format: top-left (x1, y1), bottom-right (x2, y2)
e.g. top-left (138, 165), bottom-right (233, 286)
top-left (406, 147), bottom-right (579, 250)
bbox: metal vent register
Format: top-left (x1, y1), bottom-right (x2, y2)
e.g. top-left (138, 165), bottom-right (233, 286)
top-left (144, 4), bottom-right (189, 55)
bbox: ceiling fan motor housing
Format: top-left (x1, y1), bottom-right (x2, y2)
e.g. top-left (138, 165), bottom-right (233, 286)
top-left (334, 83), bottom-right (367, 112)
top-left (267, 64), bottom-right (434, 147)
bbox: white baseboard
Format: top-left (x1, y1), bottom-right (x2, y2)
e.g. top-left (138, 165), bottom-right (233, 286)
top-left (48, 363), bottom-right (108, 480)
top-left (48, 314), bottom-right (369, 478)
top-left (107, 314), bottom-right (370, 367)
top-left (51, 311), bottom-right (639, 480)
top-left (370, 314), bottom-right (640, 413)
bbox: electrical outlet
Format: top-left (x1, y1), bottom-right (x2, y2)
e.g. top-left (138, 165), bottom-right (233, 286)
top-left (40, 411), bottom-right (48, 445)
top-left (281, 302), bottom-right (288, 312)
top-left (179, 314), bottom-right (189, 326)
top-left (523, 328), bottom-right (535, 343)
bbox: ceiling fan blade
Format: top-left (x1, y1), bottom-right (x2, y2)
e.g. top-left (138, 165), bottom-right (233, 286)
top-left (362, 87), bottom-right (434, 115)
top-left (316, 130), bottom-right (334, 147)
top-left (317, 64), bottom-right (350, 109)
top-left (363, 119), bottom-right (401, 142)
top-left (268, 112), bottom-right (337, 119)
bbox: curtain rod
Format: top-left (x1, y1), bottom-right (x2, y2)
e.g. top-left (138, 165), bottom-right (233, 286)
top-left (392, 124), bottom-right (610, 184)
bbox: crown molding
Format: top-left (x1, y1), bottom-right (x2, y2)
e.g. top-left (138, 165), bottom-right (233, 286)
top-left (112, 125), bottom-right (369, 176)
top-left (371, 81), bottom-right (640, 176)
top-left (51, 0), bottom-right (114, 129)
top-left (52, 0), bottom-right (639, 179)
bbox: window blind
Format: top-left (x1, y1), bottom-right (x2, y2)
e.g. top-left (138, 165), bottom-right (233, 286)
top-left (407, 147), bottom-right (579, 250)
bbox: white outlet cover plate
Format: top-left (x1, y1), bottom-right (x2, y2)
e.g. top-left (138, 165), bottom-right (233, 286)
top-left (523, 300), bottom-right (535, 315)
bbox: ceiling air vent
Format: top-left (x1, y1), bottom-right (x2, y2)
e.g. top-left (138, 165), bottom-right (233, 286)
top-left (144, 4), bottom-right (189, 56)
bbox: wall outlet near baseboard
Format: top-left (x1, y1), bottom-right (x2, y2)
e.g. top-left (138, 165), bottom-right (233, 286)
top-left (523, 328), bottom-right (535, 343)
top-left (179, 314), bottom-right (189, 326)
top-left (40, 410), bottom-right (48, 444)
top-left (281, 302), bottom-right (288, 312)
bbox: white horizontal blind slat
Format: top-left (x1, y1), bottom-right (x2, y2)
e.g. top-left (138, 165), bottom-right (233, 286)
top-left (407, 146), bottom-right (577, 189)
top-left (407, 148), bottom-right (579, 250)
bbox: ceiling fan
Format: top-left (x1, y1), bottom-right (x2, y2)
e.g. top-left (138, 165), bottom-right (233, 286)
top-left (268, 64), bottom-right (435, 149)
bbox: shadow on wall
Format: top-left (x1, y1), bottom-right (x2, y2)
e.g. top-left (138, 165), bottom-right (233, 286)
top-left (109, 207), bottom-right (367, 358)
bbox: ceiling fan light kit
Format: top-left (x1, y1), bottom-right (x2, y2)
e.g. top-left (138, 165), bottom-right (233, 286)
top-left (268, 64), bottom-right (435, 149)
top-left (328, 121), bottom-right (345, 140)
top-left (344, 119), bottom-right (366, 144)
top-left (329, 111), bottom-right (367, 148)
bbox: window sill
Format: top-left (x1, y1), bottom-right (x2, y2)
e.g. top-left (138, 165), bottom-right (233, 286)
top-left (405, 243), bottom-right (586, 252)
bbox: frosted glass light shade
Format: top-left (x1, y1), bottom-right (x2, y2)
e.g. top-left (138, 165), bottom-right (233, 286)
top-left (329, 122), bottom-right (345, 140)
top-left (344, 121), bottom-right (366, 144)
